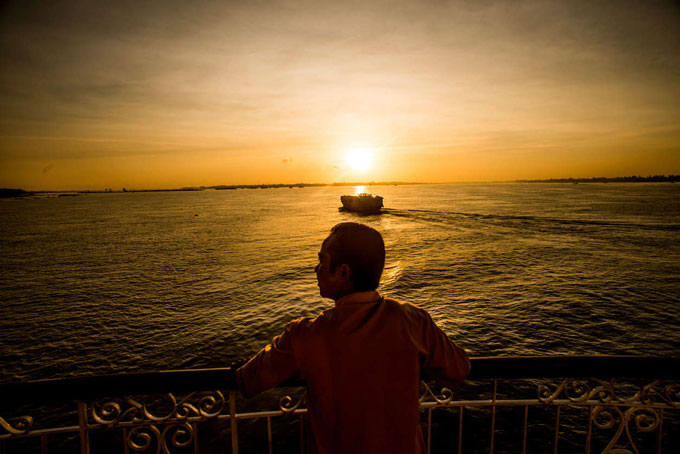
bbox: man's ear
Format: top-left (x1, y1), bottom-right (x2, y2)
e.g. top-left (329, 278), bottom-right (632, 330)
top-left (338, 263), bottom-right (351, 281)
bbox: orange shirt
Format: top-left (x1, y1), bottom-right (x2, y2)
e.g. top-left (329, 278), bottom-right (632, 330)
top-left (236, 291), bottom-right (471, 453)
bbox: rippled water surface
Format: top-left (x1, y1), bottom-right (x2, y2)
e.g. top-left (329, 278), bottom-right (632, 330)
top-left (1, 183), bottom-right (679, 381)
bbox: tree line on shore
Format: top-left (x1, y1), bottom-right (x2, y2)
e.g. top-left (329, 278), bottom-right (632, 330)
top-left (516, 175), bottom-right (679, 183)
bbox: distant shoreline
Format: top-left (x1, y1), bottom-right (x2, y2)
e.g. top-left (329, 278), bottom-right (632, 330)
top-left (515, 175), bottom-right (679, 183)
top-left (2, 176), bottom-right (679, 196)
top-left (1, 181), bottom-right (422, 196)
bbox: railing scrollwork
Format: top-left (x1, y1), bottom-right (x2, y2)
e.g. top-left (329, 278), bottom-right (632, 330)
top-left (86, 391), bottom-right (224, 453)
top-left (126, 422), bottom-right (194, 454)
top-left (91, 391), bottom-right (225, 428)
top-left (0, 416), bottom-right (33, 435)
top-left (538, 378), bottom-right (615, 404)
top-left (592, 405), bottom-right (661, 454)
top-left (535, 378), bottom-right (679, 454)
top-left (279, 392), bottom-right (306, 414)
top-left (535, 378), bottom-right (680, 406)
top-left (419, 382), bottom-right (454, 405)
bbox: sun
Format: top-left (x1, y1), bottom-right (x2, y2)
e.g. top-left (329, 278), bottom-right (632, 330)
top-left (346, 148), bottom-right (373, 172)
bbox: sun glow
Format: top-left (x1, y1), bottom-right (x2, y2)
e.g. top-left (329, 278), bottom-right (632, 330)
top-left (346, 148), bottom-right (373, 172)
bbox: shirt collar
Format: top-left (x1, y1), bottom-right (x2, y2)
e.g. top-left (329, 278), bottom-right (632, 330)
top-left (335, 290), bottom-right (382, 307)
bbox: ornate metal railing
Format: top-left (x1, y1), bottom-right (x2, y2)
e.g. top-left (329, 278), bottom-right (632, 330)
top-left (1, 357), bottom-right (678, 454)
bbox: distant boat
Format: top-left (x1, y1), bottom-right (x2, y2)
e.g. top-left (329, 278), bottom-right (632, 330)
top-left (340, 193), bottom-right (384, 214)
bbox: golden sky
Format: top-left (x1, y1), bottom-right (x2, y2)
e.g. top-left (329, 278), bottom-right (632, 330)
top-left (1, 0), bottom-right (679, 190)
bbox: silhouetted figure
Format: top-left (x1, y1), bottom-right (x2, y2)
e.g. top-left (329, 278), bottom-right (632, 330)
top-left (235, 222), bottom-right (470, 453)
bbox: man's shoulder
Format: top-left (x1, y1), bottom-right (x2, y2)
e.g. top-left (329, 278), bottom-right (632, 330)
top-left (283, 310), bottom-right (332, 334)
top-left (382, 296), bottom-right (432, 321)
top-left (383, 296), bottom-right (421, 309)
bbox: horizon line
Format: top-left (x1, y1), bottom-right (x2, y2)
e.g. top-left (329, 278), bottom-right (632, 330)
top-left (4, 174), bottom-right (679, 193)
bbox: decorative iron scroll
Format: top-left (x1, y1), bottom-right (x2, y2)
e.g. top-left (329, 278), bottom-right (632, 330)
top-left (0, 415), bottom-right (33, 435)
top-left (126, 422), bottom-right (194, 454)
top-left (537, 378), bottom-right (680, 407)
top-left (279, 391), bottom-right (306, 414)
top-left (538, 378), bottom-right (614, 404)
top-left (592, 405), bottom-right (661, 454)
top-left (419, 382), bottom-right (454, 405)
top-left (91, 390), bottom-right (226, 427)
top-left (89, 391), bottom-right (224, 453)
top-left (536, 379), bottom-right (679, 454)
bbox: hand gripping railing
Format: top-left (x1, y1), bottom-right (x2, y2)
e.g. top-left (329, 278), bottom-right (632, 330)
top-left (1, 356), bottom-right (679, 454)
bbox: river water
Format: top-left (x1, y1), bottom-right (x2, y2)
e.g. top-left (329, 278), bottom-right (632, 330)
top-left (1, 183), bottom-right (679, 382)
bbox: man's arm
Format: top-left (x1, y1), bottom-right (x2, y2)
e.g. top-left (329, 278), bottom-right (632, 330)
top-left (235, 321), bottom-right (301, 397)
top-left (420, 312), bottom-right (471, 389)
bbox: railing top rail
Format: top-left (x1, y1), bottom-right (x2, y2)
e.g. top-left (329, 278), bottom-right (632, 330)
top-left (1, 368), bottom-right (237, 407)
top-left (467, 355), bottom-right (680, 380)
top-left (2, 356), bottom-right (678, 407)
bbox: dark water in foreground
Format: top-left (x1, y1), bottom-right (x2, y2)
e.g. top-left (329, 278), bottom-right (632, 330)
top-left (1, 183), bottom-right (679, 382)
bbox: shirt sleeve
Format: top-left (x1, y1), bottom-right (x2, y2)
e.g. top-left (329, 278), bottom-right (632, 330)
top-left (420, 312), bottom-right (471, 389)
top-left (235, 320), bottom-right (302, 397)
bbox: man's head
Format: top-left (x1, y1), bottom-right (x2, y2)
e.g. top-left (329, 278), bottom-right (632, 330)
top-left (315, 222), bottom-right (385, 300)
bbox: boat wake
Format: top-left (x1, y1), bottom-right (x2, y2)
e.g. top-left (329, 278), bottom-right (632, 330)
top-left (381, 208), bottom-right (680, 232)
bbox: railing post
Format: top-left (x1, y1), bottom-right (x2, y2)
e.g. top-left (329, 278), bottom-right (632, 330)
top-left (299, 414), bottom-right (305, 454)
top-left (522, 405), bottom-right (528, 454)
top-left (490, 379), bottom-right (497, 454)
top-left (77, 401), bottom-right (90, 454)
top-left (267, 416), bottom-right (273, 454)
top-left (586, 405), bottom-right (593, 454)
top-left (656, 408), bottom-right (664, 454)
top-left (553, 406), bottom-right (561, 454)
top-left (229, 391), bottom-right (238, 454)
top-left (457, 406), bottom-right (463, 454)
top-left (427, 408), bottom-right (432, 454)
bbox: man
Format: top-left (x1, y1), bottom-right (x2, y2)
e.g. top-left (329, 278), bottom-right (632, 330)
top-left (235, 222), bottom-right (470, 453)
